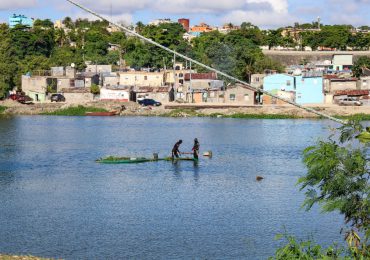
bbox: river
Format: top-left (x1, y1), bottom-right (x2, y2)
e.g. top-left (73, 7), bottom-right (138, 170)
top-left (0, 116), bottom-right (344, 259)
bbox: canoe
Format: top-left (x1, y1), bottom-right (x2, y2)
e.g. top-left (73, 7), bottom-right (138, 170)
top-left (96, 156), bottom-right (198, 164)
top-left (85, 111), bottom-right (118, 116)
top-left (96, 157), bottom-right (156, 164)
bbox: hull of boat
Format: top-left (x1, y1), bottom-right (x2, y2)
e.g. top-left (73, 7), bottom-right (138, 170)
top-left (85, 111), bottom-right (118, 116)
top-left (96, 156), bottom-right (198, 164)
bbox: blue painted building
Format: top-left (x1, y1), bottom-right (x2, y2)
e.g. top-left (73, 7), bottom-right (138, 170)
top-left (9, 14), bottom-right (33, 28)
top-left (263, 73), bottom-right (324, 104)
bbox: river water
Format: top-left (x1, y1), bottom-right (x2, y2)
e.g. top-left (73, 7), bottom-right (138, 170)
top-left (0, 116), bottom-right (344, 259)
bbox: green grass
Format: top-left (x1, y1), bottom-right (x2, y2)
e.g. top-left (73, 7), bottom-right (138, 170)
top-left (334, 113), bottom-right (370, 121)
top-left (162, 109), bottom-right (301, 119)
top-left (209, 113), bottom-right (301, 119)
top-left (0, 106), bottom-right (7, 114)
top-left (42, 105), bottom-right (108, 116)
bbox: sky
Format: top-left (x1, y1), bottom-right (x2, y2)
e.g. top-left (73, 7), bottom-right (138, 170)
top-left (0, 0), bottom-right (370, 29)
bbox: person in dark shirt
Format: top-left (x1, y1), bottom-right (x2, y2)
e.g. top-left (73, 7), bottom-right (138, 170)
top-left (172, 140), bottom-right (182, 159)
top-left (192, 138), bottom-right (200, 160)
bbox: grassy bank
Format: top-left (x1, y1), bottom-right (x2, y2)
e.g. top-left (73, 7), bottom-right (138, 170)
top-left (0, 106), bottom-right (7, 114)
top-left (162, 109), bottom-right (302, 119)
top-left (335, 113), bottom-right (370, 121)
top-left (42, 105), bottom-right (107, 116)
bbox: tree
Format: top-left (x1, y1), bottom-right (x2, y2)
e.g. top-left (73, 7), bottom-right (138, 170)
top-left (352, 56), bottom-right (370, 78)
top-left (298, 120), bottom-right (369, 257)
top-left (33, 19), bottom-right (54, 28)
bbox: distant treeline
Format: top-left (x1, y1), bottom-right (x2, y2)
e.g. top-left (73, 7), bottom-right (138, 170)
top-left (0, 18), bottom-right (284, 98)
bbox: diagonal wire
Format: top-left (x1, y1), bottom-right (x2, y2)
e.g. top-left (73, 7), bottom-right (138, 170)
top-left (66, 0), bottom-right (346, 125)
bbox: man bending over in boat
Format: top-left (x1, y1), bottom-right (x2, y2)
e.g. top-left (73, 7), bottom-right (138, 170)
top-left (192, 138), bottom-right (200, 160)
top-left (172, 140), bottom-right (182, 159)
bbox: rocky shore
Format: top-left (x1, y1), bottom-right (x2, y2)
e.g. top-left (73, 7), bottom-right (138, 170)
top-left (1, 100), bottom-right (370, 119)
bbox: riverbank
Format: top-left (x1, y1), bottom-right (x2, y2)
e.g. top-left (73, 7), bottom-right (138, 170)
top-left (1, 100), bottom-right (370, 119)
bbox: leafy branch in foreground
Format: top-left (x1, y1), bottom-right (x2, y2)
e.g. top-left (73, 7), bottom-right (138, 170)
top-left (298, 119), bottom-right (369, 258)
top-left (271, 119), bottom-right (369, 259)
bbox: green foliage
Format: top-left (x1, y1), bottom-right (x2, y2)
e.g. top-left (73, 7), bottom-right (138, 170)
top-left (298, 119), bottom-right (369, 257)
top-left (0, 106), bottom-right (7, 114)
top-left (270, 233), bottom-right (345, 259)
top-left (42, 105), bottom-right (107, 116)
top-left (352, 56), bottom-right (370, 78)
top-left (90, 84), bottom-right (100, 95)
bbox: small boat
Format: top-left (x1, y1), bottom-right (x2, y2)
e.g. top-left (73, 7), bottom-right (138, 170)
top-left (85, 111), bottom-right (118, 116)
top-left (96, 156), bottom-right (198, 164)
top-left (96, 157), bottom-right (156, 164)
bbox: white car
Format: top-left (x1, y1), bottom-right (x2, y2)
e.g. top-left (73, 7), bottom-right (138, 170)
top-left (338, 98), bottom-right (362, 106)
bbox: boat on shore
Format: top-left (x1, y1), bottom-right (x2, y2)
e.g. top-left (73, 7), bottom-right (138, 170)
top-left (96, 156), bottom-right (198, 164)
top-left (85, 111), bottom-right (118, 116)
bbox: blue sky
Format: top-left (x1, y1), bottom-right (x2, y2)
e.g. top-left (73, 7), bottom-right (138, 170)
top-left (0, 0), bottom-right (369, 28)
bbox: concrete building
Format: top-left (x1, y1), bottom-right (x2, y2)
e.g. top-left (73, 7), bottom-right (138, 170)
top-left (164, 63), bottom-right (195, 86)
top-left (85, 65), bottom-right (112, 74)
top-left (9, 14), bottom-right (33, 28)
top-left (330, 54), bottom-right (353, 71)
top-left (190, 23), bottom-right (213, 33)
top-left (149, 19), bottom-right (173, 26)
top-left (119, 71), bottom-right (164, 87)
top-left (135, 87), bottom-right (170, 103)
top-left (263, 73), bottom-right (324, 104)
top-left (178, 18), bottom-right (190, 32)
top-left (100, 87), bottom-right (131, 102)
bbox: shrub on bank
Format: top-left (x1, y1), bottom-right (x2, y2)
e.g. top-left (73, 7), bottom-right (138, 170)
top-left (41, 105), bottom-right (107, 116)
top-left (0, 106), bottom-right (6, 114)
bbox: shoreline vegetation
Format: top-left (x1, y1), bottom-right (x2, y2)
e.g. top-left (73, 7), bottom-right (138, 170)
top-left (1, 105), bottom-right (370, 120)
top-left (40, 105), bottom-right (108, 116)
top-left (0, 106), bottom-right (7, 114)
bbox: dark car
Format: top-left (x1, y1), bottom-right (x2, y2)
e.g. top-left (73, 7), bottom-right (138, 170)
top-left (138, 99), bottom-right (161, 106)
top-left (51, 94), bottom-right (66, 102)
top-left (9, 94), bottom-right (33, 104)
top-left (17, 95), bottom-right (33, 104)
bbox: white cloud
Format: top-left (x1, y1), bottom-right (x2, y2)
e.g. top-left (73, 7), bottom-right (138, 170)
top-left (71, 11), bottom-right (132, 25)
top-left (0, 0), bottom-right (37, 10)
top-left (221, 9), bottom-right (295, 28)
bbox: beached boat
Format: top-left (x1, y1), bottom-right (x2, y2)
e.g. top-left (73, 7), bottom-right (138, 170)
top-left (96, 156), bottom-right (198, 164)
top-left (85, 111), bottom-right (118, 116)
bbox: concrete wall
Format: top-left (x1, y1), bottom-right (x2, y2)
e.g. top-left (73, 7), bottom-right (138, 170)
top-left (264, 74), bottom-right (295, 92)
top-left (100, 88), bottom-right (130, 101)
top-left (119, 72), bottom-right (164, 87)
top-left (62, 93), bottom-right (95, 103)
top-left (296, 76), bottom-right (324, 104)
top-left (224, 86), bottom-right (255, 105)
top-left (263, 50), bottom-right (370, 66)
top-left (22, 75), bottom-right (48, 93)
top-left (330, 81), bottom-right (357, 92)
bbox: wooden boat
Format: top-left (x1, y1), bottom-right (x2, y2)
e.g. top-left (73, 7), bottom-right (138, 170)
top-left (85, 111), bottom-right (118, 116)
top-left (96, 156), bottom-right (198, 164)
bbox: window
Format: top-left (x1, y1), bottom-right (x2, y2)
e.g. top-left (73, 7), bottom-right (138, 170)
top-left (287, 80), bottom-right (291, 86)
top-left (244, 94), bottom-right (249, 101)
top-left (229, 94), bottom-right (236, 101)
top-left (144, 76), bottom-right (148, 80)
top-left (179, 73), bottom-right (183, 78)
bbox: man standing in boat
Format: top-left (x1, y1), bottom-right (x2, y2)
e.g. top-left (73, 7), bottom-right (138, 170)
top-left (172, 140), bottom-right (182, 159)
top-left (192, 138), bottom-right (200, 160)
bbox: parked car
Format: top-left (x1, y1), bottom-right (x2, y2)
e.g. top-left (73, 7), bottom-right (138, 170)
top-left (17, 95), bottom-right (33, 104)
top-left (8, 93), bottom-right (33, 104)
top-left (51, 94), bottom-right (66, 102)
top-left (138, 99), bottom-right (162, 106)
top-left (338, 97), bottom-right (362, 106)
